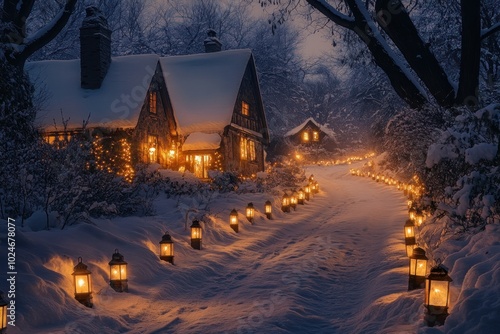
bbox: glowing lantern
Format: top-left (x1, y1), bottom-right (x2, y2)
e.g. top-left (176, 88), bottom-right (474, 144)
top-left (304, 185), bottom-right (311, 201)
top-left (314, 181), bottom-right (319, 193)
top-left (190, 220), bottom-right (202, 250)
top-left (159, 232), bottom-right (174, 264)
top-left (264, 201), bottom-right (272, 219)
top-left (408, 206), bottom-right (417, 221)
top-left (415, 209), bottom-right (424, 226)
top-left (290, 192), bottom-right (298, 210)
top-left (405, 241), bottom-right (416, 257)
top-left (309, 174), bottom-right (314, 183)
top-left (404, 219), bottom-right (416, 241)
top-left (408, 247), bottom-right (428, 290)
top-left (0, 290), bottom-right (6, 333)
top-left (230, 209), bottom-right (239, 232)
top-left (246, 203), bottom-right (255, 222)
top-left (72, 257), bottom-right (93, 307)
top-left (109, 249), bottom-right (128, 292)
top-left (298, 188), bottom-right (305, 205)
top-left (281, 194), bottom-right (290, 213)
top-left (425, 263), bottom-right (453, 326)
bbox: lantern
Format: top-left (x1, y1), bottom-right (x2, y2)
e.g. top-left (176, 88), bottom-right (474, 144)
top-left (190, 220), bottom-right (202, 250)
top-left (304, 185), bottom-right (311, 201)
top-left (109, 249), bottom-right (128, 292)
top-left (409, 206), bottom-right (417, 221)
top-left (425, 263), bottom-right (453, 326)
top-left (159, 232), bottom-right (174, 264)
top-left (314, 181), bottom-right (319, 194)
top-left (290, 192), bottom-right (298, 211)
top-left (0, 290), bottom-right (6, 333)
top-left (298, 188), bottom-right (305, 205)
top-left (405, 240), bottom-right (417, 257)
top-left (281, 194), bottom-right (290, 213)
top-left (408, 247), bottom-right (428, 290)
top-left (404, 219), bottom-right (416, 244)
top-left (309, 174), bottom-right (314, 183)
top-left (264, 201), bottom-right (272, 219)
top-left (415, 209), bottom-right (424, 226)
top-left (72, 257), bottom-right (93, 307)
top-left (246, 203), bottom-right (255, 222)
top-left (230, 209), bottom-right (239, 232)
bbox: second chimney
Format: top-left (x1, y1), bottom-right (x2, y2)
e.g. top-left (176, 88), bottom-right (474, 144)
top-left (80, 6), bottom-right (111, 89)
top-left (204, 29), bottom-right (222, 53)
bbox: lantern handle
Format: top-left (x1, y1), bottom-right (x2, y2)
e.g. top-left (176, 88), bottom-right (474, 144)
top-left (435, 258), bottom-right (442, 266)
top-left (78, 256), bottom-right (82, 263)
top-left (115, 249), bottom-right (119, 254)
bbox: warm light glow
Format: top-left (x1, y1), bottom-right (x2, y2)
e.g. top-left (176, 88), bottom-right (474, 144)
top-left (426, 281), bottom-right (449, 307)
top-left (410, 258), bottom-right (427, 276)
top-left (0, 302), bottom-right (5, 330)
top-left (242, 101), bottom-right (249, 116)
top-left (302, 131), bottom-right (309, 142)
top-left (312, 131), bottom-right (319, 141)
top-left (110, 264), bottom-right (127, 280)
top-left (149, 147), bottom-right (156, 155)
top-left (246, 207), bottom-right (254, 218)
top-left (74, 275), bottom-right (91, 294)
top-left (191, 228), bottom-right (202, 239)
top-left (161, 244), bottom-right (173, 256)
top-left (265, 203), bottom-right (272, 214)
top-left (406, 244), bottom-right (415, 257)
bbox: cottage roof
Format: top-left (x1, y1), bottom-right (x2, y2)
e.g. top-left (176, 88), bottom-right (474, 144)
top-left (182, 132), bottom-right (221, 151)
top-left (159, 49), bottom-right (252, 136)
top-left (284, 117), bottom-right (336, 138)
top-left (26, 54), bottom-right (160, 130)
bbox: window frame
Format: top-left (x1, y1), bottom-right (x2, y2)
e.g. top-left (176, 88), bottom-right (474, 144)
top-left (241, 100), bottom-right (250, 116)
top-left (149, 91), bottom-right (157, 114)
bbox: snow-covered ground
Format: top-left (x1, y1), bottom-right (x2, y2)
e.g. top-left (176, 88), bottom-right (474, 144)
top-left (0, 162), bottom-right (498, 333)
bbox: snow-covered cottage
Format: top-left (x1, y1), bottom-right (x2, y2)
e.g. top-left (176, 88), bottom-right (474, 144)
top-left (284, 118), bottom-right (335, 147)
top-left (26, 7), bottom-right (269, 179)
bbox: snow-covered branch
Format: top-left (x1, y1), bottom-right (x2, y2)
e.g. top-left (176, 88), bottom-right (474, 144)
top-left (305, 0), bottom-right (355, 29)
top-left (481, 22), bottom-right (500, 40)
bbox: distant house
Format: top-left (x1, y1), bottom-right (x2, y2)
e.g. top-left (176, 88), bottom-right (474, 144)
top-left (267, 117), bottom-right (336, 162)
top-left (26, 7), bottom-right (269, 179)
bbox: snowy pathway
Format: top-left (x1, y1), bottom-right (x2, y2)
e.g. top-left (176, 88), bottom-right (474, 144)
top-left (4, 163), bottom-right (425, 334)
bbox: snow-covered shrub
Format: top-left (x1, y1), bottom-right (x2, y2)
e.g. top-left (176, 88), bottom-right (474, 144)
top-left (423, 103), bottom-right (499, 235)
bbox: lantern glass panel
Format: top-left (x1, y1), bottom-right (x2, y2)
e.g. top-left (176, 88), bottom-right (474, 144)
top-left (405, 225), bottom-right (415, 238)
top-left (410, 258), bottom-right (427, 276)
top-left (230, 215), bottom-right (238, 225)
top-left (426, 280), bottom-right (450, 307)
top-left (110, 264), bottom-right (127, 280)
top-left (161, 243), bottom-right (174, 257)
top-left (74, 274), bottom-right (91, 294)
top-left (265, 204), bottom-right (272, 214)
top-left (298, 192), bottom-right (304, 199)
top-left (191, 227), bottom-right (202, 239)
top-left (246, 207), bottom-right (254, 218)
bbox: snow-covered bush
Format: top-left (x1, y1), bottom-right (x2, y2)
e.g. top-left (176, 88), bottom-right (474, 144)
top-left (423, 103), bottom-right (499, 235)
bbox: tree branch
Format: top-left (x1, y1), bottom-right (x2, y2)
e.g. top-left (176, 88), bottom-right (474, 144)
top-left (14, 0), bottom-right (35, 34)
top-left (481, 22), bottom-right (500, 40)
top-left (1, 0), bottom-right (19, 22)
top-left (305, 0), bottom-right (355, 29)
top-left (16, 0), bottom-right (78, 68)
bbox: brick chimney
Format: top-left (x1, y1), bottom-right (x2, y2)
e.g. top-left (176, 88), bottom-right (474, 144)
top-left (204, 29), bottom-right (222, 53)
top-left (80, 6), bottom-right (111, 89)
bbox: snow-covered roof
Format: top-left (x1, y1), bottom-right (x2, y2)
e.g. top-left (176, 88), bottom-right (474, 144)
top-left (285, 117), bottom-right (336, 138)
top-left (182, 132), bottom-right (221, 151)
top-left (160, 49), bottom-right (252, 135)
top-left (26, 54), bottom-right (160, 129)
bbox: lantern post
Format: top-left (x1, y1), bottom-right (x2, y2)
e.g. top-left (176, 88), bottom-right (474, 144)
top-left (190, 220), bottom-right (202, 250)
top-left (230, 209), bottom-right (239, 232)
top-left (408, 247), bottom-right (428, 290)
top-left (281, 194), bottom-right (290, 213)
top-left (297, 188), bottom-right (305, 205)
top-left (109, 249), bottom-right (128, 292)
top-left (264, 201), bottom-right (272, 219)
top-left (246, 203), bottom-right (255, 223)
top-left (159, 232), bottom-right (175, 264)
top-left (72, 257), bottom-right (93, 307)
top-left (425, 262), bottom-right (453, 327)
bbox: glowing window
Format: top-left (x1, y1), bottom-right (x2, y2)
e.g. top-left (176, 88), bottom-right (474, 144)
top-left (248, 140), bottom-right (256, 161)
top-left (302, 131), bottom-right (309, 142)
top-left (241, 137), bottom-right (248, 160)
top-left (148, 135), bottom-right (158, 163)
top-left (242, 101), bottom-right (249, 116)
top-left (313, 131), bottom-right (319, 141)
top-left (149, 92), bottom-right (157, 114)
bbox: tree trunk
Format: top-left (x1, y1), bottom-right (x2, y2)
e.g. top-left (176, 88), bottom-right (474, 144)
top-left (456, 0), bottom-right (481, 106)
top-left (375, 0), bottom-right (455, 107)
top-left (306, 0), bottom-right (427, 109)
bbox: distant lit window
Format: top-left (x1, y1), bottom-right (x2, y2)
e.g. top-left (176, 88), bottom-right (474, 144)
top-left (242, 101), bottom-right (249, 116)
top-left (148, 134), bottom-right (158, 162)
top-left (248, 140), bottom-right (256, 161)
top-left (313, 131), bottom-right (319, 141)
top-left (241, 137), bottom-right (248, 160)
top-left (302, 131), bottom-right (309, 142)
top-left (149, 92), bottom-right (157, 114)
